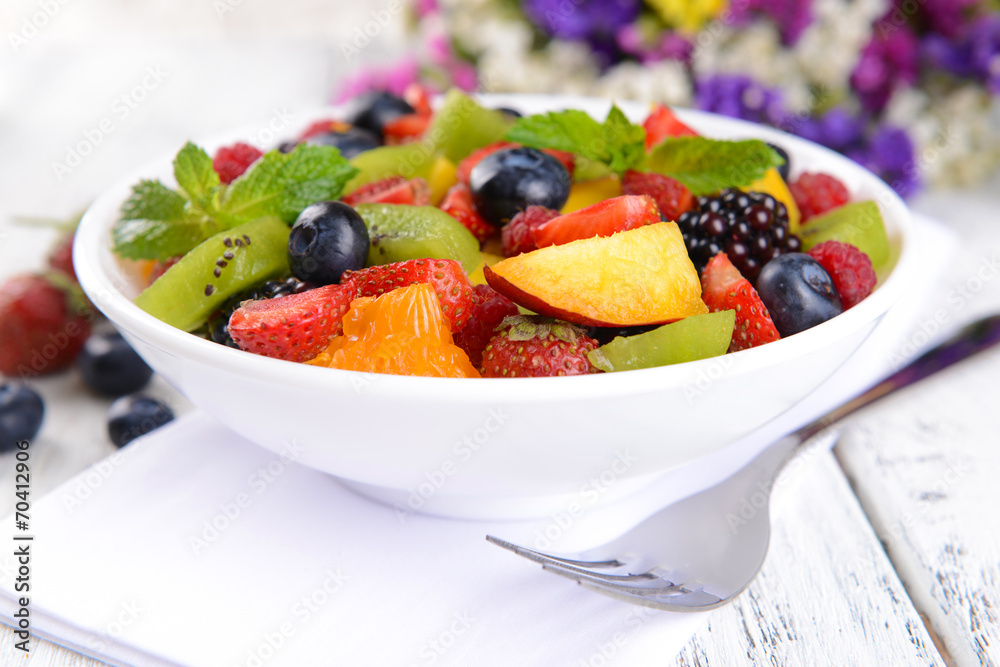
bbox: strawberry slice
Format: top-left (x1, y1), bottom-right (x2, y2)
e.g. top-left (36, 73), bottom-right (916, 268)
top-left (343, 258), bottom-right (475, 332)
top-left (383, 113), bottom-right (432, 144)
top-left (439, 183), bottom-right (497, 242)
top-left (622, 170), bottom-right (694, 222)
top-left (341, 176), bottom-right (431, 206)
top-left (452, 284), bottom-right (520, 367)
top-left (532, 195), bottom-right (661, 249)
top-left (403, 83), bottom-right (434, 117)
top-left (643, 104), bottom-right (698, 150)
top-left (456, 141), bottom-right (575, 185)
top-left (228, 284), bottom-right (354, 362)
top-left (700, 253), bottom-right (780, 352)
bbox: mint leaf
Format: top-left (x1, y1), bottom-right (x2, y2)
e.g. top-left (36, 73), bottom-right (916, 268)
top-left (173, 142), bottom-right (220, 211)
top-left (219, 144), bottom-right (359, 225)
top-left (645, 137), bottom-right (785, 195)
top-left (603, 106), bottom-right (647, 174)
top-left (114, 179), bottom-right (209, 260)
top-left (112, 217), bottom-right (207, 260)
top-left (119, 179), bottom-right (187, 222)
top-left (504, 106), bottom-right (646, 175)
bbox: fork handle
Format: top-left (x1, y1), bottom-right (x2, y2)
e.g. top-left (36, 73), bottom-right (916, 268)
top-left (772, 314), bottom-right (1000, 477)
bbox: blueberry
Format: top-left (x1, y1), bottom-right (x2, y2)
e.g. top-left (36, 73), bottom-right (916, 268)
top-left (469, 147), bottom-right (571, 226)
top-left (288, 201), bottom-right (369, 285)
top-left (342, 91), bottom-right (414, 137)
top-left (107, 394), bottom-right (174, 448)
top-left (496, 106), bottom-right (523, 119)
top-left (755, 253), bottom-right (843, 337)
top-left (0, 383), bottom-right (44, 453)
top-left (767, 142), bottom-right (791, 182)
top-left (77, 331), bottom-right (153, 397)
top-left (305, 127), bottom-right (380, 158)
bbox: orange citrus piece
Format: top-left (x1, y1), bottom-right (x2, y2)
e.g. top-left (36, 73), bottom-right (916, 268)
top-left (307, 282), bottom-right (480, 378)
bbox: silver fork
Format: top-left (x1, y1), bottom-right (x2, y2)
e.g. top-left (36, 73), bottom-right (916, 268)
top-left (487, 314), bottom-right (1000, 611)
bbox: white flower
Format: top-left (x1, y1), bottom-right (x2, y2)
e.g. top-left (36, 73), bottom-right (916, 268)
top-left (794, 0), bottom-right (888, 95)
top-left (885, 85), bottom-right (1000, 188)
top-left (591, 60), bottom-right (692, 106)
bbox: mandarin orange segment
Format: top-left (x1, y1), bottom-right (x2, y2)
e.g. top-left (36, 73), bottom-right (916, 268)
top-left (307, 283), bottom-right (480, 378)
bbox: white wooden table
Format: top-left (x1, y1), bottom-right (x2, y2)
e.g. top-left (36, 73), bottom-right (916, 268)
top-left (1, 10), bottom-right (998, 665)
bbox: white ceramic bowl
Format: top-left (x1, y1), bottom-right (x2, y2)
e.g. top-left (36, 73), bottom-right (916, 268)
top-left (74, 95), bottom-right (917, 519)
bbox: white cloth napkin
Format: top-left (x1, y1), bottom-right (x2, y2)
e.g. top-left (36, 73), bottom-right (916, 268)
top-left (0, 215), bottom-right (955, 667)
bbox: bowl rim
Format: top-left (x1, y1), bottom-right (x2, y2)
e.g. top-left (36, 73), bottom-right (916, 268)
top-left (74, 93), bottom-right (919, 404)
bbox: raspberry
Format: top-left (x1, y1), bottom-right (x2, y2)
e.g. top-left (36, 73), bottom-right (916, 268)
top-left (501, 206), bottom-right (560, 257)
top-left (213, 142), bottom-right (263, 184)
top-left (622, 170), bottom-right (693, 222)
top-left (807, 240), bottom-right (876, 309)
top-left (452, 284), bottom-right (520, 367)
top-left (789, 172), bottom-right (850, 222)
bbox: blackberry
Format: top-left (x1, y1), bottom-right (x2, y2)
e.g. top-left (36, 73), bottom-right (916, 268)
top-left (208, 277), bottom-right (311, 348)
top-left (677, 188), bottom-right (802, 282)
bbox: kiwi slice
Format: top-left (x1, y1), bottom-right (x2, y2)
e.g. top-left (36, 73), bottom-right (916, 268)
top-left (134, 216), bottom-right (290, 331)
top-left (355, 203), bottom-right (481, 274)
top-left (588, 311), bottom-right (736, 372)
top-left (344, 143), bottom-right (439, 194)
top-left (422, 90), bottom-right (513, 164)
top-left (799, 200), bottom-right (890, 268)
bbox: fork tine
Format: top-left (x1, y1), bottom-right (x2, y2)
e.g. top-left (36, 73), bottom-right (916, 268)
top-left (485, 535), bottom-right (626, 569)
top-left (575, 578), bottom-right (727, 612)
top-left (541, 563), bottom-right (682, 595)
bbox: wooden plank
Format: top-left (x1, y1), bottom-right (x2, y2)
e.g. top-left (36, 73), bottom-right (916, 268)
top-left (836, 353), bottom-right (1000, 667)
top-left (834, 183), bottom-right (1000, 667)
top-left (675, 451), bottom-right (944, 666)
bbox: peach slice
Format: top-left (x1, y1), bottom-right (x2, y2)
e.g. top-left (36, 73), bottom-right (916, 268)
top-left (484, 222), bottom-right (708, 327)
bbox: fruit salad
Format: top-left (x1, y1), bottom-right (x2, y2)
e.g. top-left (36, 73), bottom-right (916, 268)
top-left (111, 88), bottom-right (891, 378)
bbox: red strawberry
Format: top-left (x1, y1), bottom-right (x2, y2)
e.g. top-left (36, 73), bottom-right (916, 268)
top-left (621, 170), bottom-right (694, 222)
top-left (213, 142), bottom-right (263, 184)
top-left (48, 232), bottom-right (76, 281)
top-left (452, 284), bottom-right (520, 367)
top-left (403, 83), bottom-right (434, 117)
top-left (480, 315), bottom-right (601, 377)
top-left (532, 194), bottom-right (661, 249)
top-left (343, 259), bottom-right (475, 332)
top-left (643, 104), bottom-right (698, 149)
top-left (383, 113), bottom-right (432, 144)
top-left (0, 274), bottom-right (93, 377)
top-left (439, 183), bottom-right (496, 242)
top-left (807, 240), bottom-right (876, 309)
top-left (228, 283), bottom-right (354, 362)
top-left (700, 253), bottom-right (780, 352)
top-left (456, 141), bottom-right (575, 185)
top-left (342, 176), bottom-right (432, 206)
top-left (790, 172), bottom-right (850, 222)
top-left (501, 206), bottom-right (560, 257)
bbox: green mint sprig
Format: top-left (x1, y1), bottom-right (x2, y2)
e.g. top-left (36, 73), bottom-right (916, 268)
top-left (644, 137), bottom-right (785, 195)
top-left (504, 105), bottom-right (646, 176)
top-left (112, 142), bottom-right (358, 261)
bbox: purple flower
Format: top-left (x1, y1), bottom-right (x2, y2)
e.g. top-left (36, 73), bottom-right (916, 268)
top-left (334, 58), bottom-right (420, 103)
top-left (919, 0), bottom-right (979, 39)
top-left (727, 0), bottom-right (815, 46)
top-left (695, 74), bottom-right (786, 126)
top-left (523, 0), bottom-right (641, 43)
top-left (861, 124), bottom-right (922, 198)
top-left (617, 25), bottom-right (692, 64)
top-left (850, 20), bottom-right (920, 112)
top-left (924, 14), bottom-right (1000, 93)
